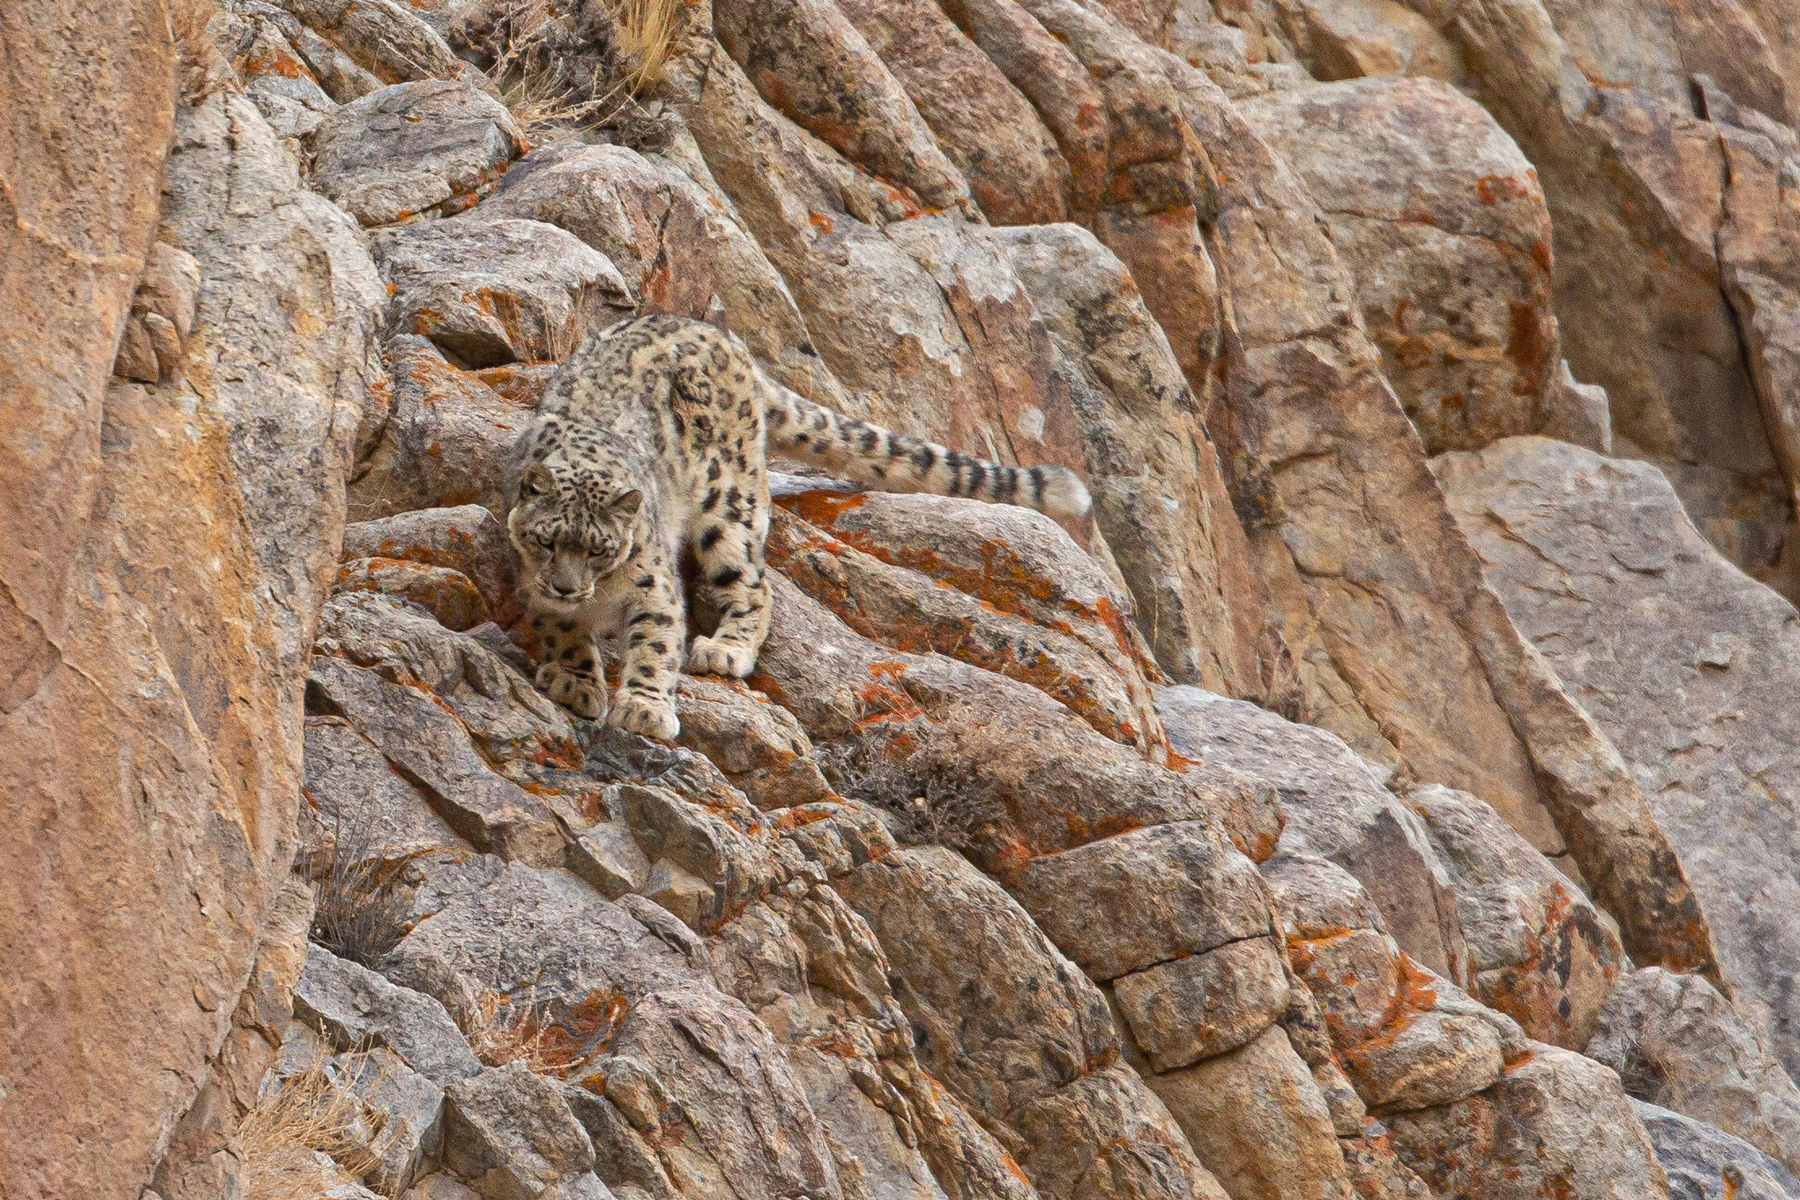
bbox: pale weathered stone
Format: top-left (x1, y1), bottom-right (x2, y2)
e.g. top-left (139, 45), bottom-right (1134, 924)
top-left (373, 218), bottom-right (631, 368)
top-left (1146, 1024), bottom-right (1354, 1200)
top-left (271, 0), bottom-right (485, 91)
top-left (334, 558), bottom-right (492, 632)
top-left (1, 72), bottom-right (381, 1197)
top-left (835, 0), bottom-right (1071, 225)
top-left (347, 337), bottom-right (530, 522)
top-left (997, 222), bottom-right (1277, 701)
top-left (1587, 967), bottom-right (1800, 1176)
top-left (1289, 0), bottom-right (1458, 81)
top-left (1630, 1099), bottom-right (1800, 1200)
top-left (295, 943), bottom-right (483, 1088)
top-left (1435, 436), bottom-right (1800, 1073)
top-left (342, 506), bottom-right (518, 627)
top-left (307, 655), bottom-right (566, 865)
top-left (1406, 784), bottom-right (1626, 1050)
top-left (1009, 822), bottom-right (1274, 982)
top-left (443, 1062), bottom-right (597, 1198)
top-left (1386, 1043), bottom-right (1668, 1200)
top-left (310, 79), bottom-right (526, 226)
top-left (1160, 687), bottom-right (1475, 984)
top-left (1240, 76), bottom-right (1558, 453)
top-left (712, 0), bottom-right (975, 216)
top-left (1111, 936), bottom-right (1291, 1070)
top-left (1158, 40), bottom-right (1720, 986)
top-left (768, 498), bottom-right (1168, 755)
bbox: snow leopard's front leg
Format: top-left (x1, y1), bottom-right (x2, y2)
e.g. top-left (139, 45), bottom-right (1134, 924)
top-left (529, 604), bottom-right (607, 722)
top-left (611, 552), bottom-right (686, 741)
top-left (686, 486), bottom-right (772, 677)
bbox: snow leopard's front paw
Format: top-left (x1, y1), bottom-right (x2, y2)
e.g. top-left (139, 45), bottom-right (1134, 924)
top-left (610, 691), bottom-right (680, 741)
top-left (537, 662), bottom-right (607, 721)
top-left (687, 636), bottom-right (756, 678)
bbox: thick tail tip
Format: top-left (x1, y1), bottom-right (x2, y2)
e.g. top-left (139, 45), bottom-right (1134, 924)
top-left (1038, 466), bottom-right (1093, 519)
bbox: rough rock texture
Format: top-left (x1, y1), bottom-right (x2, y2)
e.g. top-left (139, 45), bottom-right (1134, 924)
top-left (373, 217), bottom-right (632, 368)
top-left (1405, 784), bottom-right (1627, 1049)
top-left (1, 60), bottom-right (383, 1197)
top-left (1386, 1043), bottom-right (1669, 1200)
top-left (1586, 967), bottom-right (1800, 1175)
top-left (310, 80), bottom-right (526, 226)
top-left (32, 0), bottom-right (1800, 1196)
top-left (1398, 0), bottom-right (1800, 594)
top-left (1436, 436), bottom-right (1800, 1073)
top-left (1631, 1100), bottom-right (1800, 1200)
top-left (1239, 76), bottom-right (1560, 453)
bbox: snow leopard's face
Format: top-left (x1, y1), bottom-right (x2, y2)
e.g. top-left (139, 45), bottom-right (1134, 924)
top-left (508, 458), bottom-right (642, 607)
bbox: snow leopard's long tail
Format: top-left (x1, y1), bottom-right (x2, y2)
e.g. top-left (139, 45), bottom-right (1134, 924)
top-left (760, 374), bottom-right (1092, 520)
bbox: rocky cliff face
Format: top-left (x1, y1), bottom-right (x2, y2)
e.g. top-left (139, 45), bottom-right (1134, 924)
top-left (10, 0), bottom-right (1800, 1197)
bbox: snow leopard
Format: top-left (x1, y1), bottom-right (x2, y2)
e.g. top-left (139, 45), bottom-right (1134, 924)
top-left (504, 314), bottom-right (1092, 741)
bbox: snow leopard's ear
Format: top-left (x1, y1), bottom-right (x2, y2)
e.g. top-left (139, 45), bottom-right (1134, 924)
top-left (611, 489), bottom-right (644, 519)
top-left (522, 462), bottom-right (555, 498)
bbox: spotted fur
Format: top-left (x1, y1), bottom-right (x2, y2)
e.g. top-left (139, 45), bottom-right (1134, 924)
top-left (505, 314), bottom-right (1092, 739)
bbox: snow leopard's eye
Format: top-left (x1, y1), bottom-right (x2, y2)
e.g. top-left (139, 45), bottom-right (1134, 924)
top-left (532, 532), bottom-right (555, 551)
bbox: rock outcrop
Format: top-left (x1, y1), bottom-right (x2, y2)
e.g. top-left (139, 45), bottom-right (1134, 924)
top-left (20, 0), bottom-right (1800, 1197)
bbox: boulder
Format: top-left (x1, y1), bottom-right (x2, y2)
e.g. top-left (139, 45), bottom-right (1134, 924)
top-left (1401, 0), bottom-right (1800, 591)
top-left (838, 846), bottom-right (1228, 1199)
top-left (1239, 76), bottom-right (1559, 453)
top-left (1006, 822), bottom-right (1274, 982)
top-left (768, 498), bottom-right (1168, 755)
top-left (342, 506), bottom-right (518, 626)
top-left (711, 0), bottom-right (975, 216)
top-left (336, 1046), bottom-right (449, 1194)
top-left (754, 576), bottom-right (1281, 868)
top-left (442, 1062), bottom-right (597, 1198)
top-left (1385, 1043), bottom-right (1668, 1200)
top-left (663, 41), bottom-right (1091, 492)
top-left (1156, 35), bottom-right (1720, 986)
top-left (1144, 1025), bottom-right (1355, 1200)
top-left (1160, 686), bottom-right (1475, 984)
top-left (268, 0), bottom-right (484, 92)
top-left (294, 943), bottom-right (484, 1088)
top-left (314, 592), bottom-right (579, 772)
top-left (1435, 435), bottom-right (1800, 1074)
top-left (1287, 0), bottom-right (1459, 81)
top-left (480, 140), bottom-right (847, 410)
top-left (833, 0), bottom-right (1072, 225)
top-left (1631, 1099), bottom-right (1800, 1200)
top-left (310, 79), bottom-right (526, 226)
top-left (334, 558), bottom-right (492, 632)
top-left (301, 714), bottom-right (465, 866)
top-left (570, 980), bottom-right (843, 1200)
top-left (372, 217), bottom-right (631, 368)
top-left (347, 337), bottom-right (531, 522)
top-left (1405, 784), bottom-right (1626, 1049)
top-left (1586, 967), bottom-right (1800, 1175)
top-left (306, 654), bottom-right (567, 864)
top-left (1111, 936), bottom-right (1292, 1070)
top-left (0, 71), bottom-right (383, 1197)
top-left (997, 222), bottom-right (1277, 700)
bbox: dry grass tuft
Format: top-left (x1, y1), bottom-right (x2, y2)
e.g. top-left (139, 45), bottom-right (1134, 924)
top-left (478, 0), bottom-right (679, 136)
top-left (239, 1052), bottom-right (384, 1200)
top-left (463, 989), bottom-right (630, 1077)
top-left (171, 0), bottom-right (231, 102)
top-left (613, 0), bottom-right (680, 93)
top-left (465, 992), bottom-right (591, 1076)
top-left (307, 813), bottom-right (416, 969)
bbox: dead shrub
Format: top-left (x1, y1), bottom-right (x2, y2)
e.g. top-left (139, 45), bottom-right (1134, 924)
top-left (306, 812), bottom-right (416, 969)
top-left (239, 1050), bottom-right (385, 1200)
top-left (464, 992), bottom-right (610, 1077)
top-left (817, 713), bottom-right (1008, 852)
top-left (455, 0), bottom-right (678, 139)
